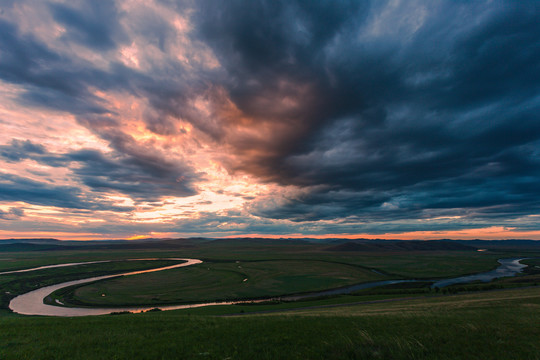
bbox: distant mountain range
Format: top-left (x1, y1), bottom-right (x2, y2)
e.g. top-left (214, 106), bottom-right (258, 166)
top-left (0, 238), bottom-right (63, 245)
top-left (325, 240), bottom-right (477, 252)
top-left (1, 237), bottom-right (540, 252)
top-left (0, 237), bottom-right (202, 251)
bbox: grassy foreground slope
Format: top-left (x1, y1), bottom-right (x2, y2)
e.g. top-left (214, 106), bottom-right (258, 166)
top-left (1, 287), bottom-right (539, 360)
top-left (1, 240), bottom-right (540, 359)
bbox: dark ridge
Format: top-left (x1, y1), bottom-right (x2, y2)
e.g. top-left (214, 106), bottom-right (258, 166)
top-left (454, 240), bottom-right (540, 249)
top-left (90, 238), bottom-right (196, 250)
top-left (0, 238), bottom-right (61, 245)
top-left (0, 243), bottom-right (78, 252)
top-left (207, 238), bottom-right (311, 246)
top-left (326, 240), bottom-right (477, 252)
top-left (0, 239), bottom-right (196, 252)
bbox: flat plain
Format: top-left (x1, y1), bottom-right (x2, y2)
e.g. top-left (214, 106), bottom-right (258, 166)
top-left (1, 239), bottom-right (539, 359)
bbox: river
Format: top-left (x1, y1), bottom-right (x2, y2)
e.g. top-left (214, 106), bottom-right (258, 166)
top-left (5, 257), bottom-right (528, 317)
top-left (9, 258), bottom-right (204, 316)
top-left (282, 258), bottom-right (528, 300)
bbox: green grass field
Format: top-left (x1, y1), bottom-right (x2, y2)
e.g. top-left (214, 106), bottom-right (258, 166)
top-left (1, 242), bottom-right (539, 359)
top-left (1, 287), bottom-right (539, 359)
top-left (0, 259), bottom-right (184, 309)
top-left (1, 242), bottom-right (518, 310)
top-left (64, 260), bottom-right (386, 306)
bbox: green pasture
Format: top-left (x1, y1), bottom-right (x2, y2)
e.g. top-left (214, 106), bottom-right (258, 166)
top-left (1, 244), bottom-right (540, 359)
top-left (62, 260), bottom-right (386, 306)
top-left (0, 259), bottom-right (183, 309)
top-left (0, 242), bottom-right (534, 310)
top-left (0, 250), bottom-right (188, 272)
top-left (0, 241), bottom-right (523, 279)
top-left (330, 252), bottom-right (507, 278)
top-left (1, 286), bottom-right (539, 359)
top-left (60, 252), bottom-right (534, 308)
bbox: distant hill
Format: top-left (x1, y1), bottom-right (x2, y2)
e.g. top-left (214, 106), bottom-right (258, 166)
top-left (0, 238), bottom-right (62, 245)
top-left (3, 237), bottom-right (540, 252)
top-left (0, 237), bottom-right (198, 251)
top-left (453, 239), bottom-right (540, 249)
top-left (326, 240), bottom-right (477, 252)
top-left (0, 242), bottom-right (78, 252)
top-left (207, 238), bottom-right (311, 246)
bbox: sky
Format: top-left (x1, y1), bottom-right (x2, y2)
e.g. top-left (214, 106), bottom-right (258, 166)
top-left (1, 0), bottom-right (540, 240)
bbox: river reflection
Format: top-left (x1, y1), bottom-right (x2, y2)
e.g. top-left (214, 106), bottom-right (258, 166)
top-left (431, 258), bottom-right (527, 288)
top-left (283, 258), bottom-right (528, 300)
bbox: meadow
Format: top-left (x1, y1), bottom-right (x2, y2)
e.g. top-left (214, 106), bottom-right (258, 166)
top-left (0, 259), bottom-right (181, 310)
top-left (1, 239), bottom-right (540, 359)
top-left (61, 259), bottom-right (386, 307)
top-left (1, 287), bottom-right (539, 359)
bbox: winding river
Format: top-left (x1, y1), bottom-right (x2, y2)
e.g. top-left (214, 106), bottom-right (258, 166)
top-left (282, 258), bottom-right (528, 300)
top-left (9, 258), bottom-right (205, 316)
top-left (5, 257), bottom-right (528, 317)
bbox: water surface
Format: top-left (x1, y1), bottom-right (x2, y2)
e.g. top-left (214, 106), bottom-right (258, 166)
top-left (431, 258), bottom-right (527, 288)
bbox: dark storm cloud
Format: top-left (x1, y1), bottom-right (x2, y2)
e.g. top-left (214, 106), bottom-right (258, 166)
top-left (191, 0), bottom-right (540, 222)
top-left (2, 0), bottom-right (540, 232)
top-left (0, 7), bottom-right (184, 117)
top-left (0, 207), bottom-right (24, 220)
top-left (0, 139), bottom-right (199, 202)
top-left (67, 148), bottom-right (199, 201)
top-left (190, 0), bottom-right (372, 155)
top-left (0, 18), bottom-right (131, 114)
top-left (0, 139), bottom-right (46, 162)
top-left (0, 2), bottom-right (204, 205)
top-left (0, 173), bottom-right (132, 211)
top-left (249, 172), bottom-right (540, 224)
top-left (50, 2), bottom-right (125, 50)
top-left (0, 0), bottom-right (212, 141)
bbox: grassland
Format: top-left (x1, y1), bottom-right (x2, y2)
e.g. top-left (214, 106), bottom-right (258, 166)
top-left (1, 240), bottom-right (518, 309)
top-left (0, 239), bottom-right (515, 277)
top-left (1, 240), bottom-right (539, 359)
top-left (1, 286), bottom-right (539, 359)
top-left (63, 260), bottom-right (386, 306)
top-left (43, 246), bottom-right (517, 308)
top-left (0, 259), bottom-right (183, 309)
top-left (0, 249), bottom-right (188, 272)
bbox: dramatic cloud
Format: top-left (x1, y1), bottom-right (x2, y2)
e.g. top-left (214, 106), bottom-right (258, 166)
top-left (0, 207), bottom-right (23, 221)
top-left (49, 2), bottom-right (126, 50)
top-left (1, 0), bottom-right (540, 239)
top-left (192, 1), bottom-right (540, 224)
top-left (0, 173), bottom-right (126, 211)
top-left (0, 139), bottom-right (199, 202)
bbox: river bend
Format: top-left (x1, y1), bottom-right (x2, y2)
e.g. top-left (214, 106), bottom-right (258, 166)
top-left (5, 257), bottom-right (528, 317)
